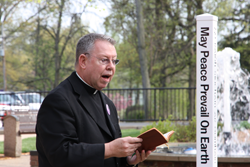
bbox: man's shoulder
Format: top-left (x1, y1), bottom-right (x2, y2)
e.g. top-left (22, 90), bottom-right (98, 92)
top-left (51, 79), bottom-right (71, 94)
top-left (46, 75), bottom-right (76, 100)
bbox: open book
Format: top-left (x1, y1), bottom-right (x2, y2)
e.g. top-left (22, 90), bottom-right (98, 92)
top-left (136, 128), bottom-right (174, 152)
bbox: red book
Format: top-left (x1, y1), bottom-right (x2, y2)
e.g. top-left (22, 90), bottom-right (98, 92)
top-left (137, 128), bottom-right (174, 152)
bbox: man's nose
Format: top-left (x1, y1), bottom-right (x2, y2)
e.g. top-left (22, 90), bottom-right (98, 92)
top-left (106, 60), bottom-right (116, 70)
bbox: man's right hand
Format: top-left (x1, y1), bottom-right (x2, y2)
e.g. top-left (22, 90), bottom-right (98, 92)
top-left (104, 137), bottom-right (142, 159)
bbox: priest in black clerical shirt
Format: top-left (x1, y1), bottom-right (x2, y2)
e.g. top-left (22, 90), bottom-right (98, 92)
top-left (36, 33), bottom-right (155, 167)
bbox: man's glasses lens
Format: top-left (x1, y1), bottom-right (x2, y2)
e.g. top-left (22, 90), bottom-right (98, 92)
top-left (114, 59), bottom-right (119, 65)
top-left (85, 53), bottom-right (119, 65)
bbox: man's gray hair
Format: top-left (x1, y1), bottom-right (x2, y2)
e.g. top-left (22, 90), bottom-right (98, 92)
top-left (75, 33), bottom-right (116, 66)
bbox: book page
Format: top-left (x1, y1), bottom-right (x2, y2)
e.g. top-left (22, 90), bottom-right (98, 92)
top-left (163, 130), bottom-right (174, 141)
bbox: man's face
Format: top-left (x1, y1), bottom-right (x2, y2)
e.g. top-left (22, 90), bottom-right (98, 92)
top-left (84, 40), bottom-right (117, 90)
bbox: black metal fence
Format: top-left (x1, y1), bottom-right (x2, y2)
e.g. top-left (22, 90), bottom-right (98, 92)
top-left (103, 87), bottom-right (196, 121)
top-left (0, 88), bottom-right (196, 122)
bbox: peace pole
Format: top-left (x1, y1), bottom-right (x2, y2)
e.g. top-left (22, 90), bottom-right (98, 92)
top-left (196, 13), bottom-right (218, 167)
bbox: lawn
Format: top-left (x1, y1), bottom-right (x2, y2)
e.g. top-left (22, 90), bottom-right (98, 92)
top-left (0, 129), bottom-right (141, 154)
top-left (121, 128), bottom-right (141, 137)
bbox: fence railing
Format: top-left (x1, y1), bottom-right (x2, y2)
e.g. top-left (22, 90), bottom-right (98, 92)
top-left (0, 88), bottom-right (196, 122)
top-left (103, 87), bottom-right (196, 121)
top-left (2, 86), bottom-right (250, 122)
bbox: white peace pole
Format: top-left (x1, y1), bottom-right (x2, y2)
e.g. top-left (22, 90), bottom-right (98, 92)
top-left (196, 13), bottom-right (218, 167)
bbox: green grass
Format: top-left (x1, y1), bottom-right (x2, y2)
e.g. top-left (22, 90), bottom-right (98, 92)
top-left (122, 128), bottom-right (141, 137)
top-left (21, 137), bottom-right (36, 153)
top-left (0, 140), bottom-right (3, 154)
top-left (0, 137), bottom-right (36, 154)
top-left (0, 129), bottom-right (141, 154)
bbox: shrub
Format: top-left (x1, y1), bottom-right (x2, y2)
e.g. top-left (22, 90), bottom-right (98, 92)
top-left (235, 121), bottom-right (250, 130)
top-left (125, 105), bottom-right (145, 119)
top-left (174, 116), bottom-right (196, 142)
top-left (140, 116), bottom-right (196, 142)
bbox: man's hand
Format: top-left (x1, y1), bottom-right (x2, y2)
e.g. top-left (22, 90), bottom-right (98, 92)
top-left (126, 148), bottom-right (155, 166)
top-left (105, 137), bottom-right (142, 159)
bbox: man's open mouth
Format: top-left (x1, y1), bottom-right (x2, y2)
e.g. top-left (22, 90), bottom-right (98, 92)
top-left (102, 75), bottom-right (111, 79)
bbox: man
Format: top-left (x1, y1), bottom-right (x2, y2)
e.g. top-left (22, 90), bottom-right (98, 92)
top-left (36, 33), bottom-right (154, 167)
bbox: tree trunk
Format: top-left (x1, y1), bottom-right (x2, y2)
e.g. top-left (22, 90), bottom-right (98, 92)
top-left (135, 0), bottom-right (151, 119)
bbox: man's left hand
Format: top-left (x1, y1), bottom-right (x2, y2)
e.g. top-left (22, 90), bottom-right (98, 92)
top-left (126, 148), bottom-right (155, 166)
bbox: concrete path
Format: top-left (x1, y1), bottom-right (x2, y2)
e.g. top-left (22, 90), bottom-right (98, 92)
top-left (0, 129), bottom-right (36, 167)
top-left (0, 154), bottom-right (30, 167)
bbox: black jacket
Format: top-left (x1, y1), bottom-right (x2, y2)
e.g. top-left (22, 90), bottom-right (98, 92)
top-left (36, 72), bottom-right (128, 167)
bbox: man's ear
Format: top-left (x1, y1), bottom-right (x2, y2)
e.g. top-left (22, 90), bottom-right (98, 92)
top-left (78, 54), bottom-right (87, 69)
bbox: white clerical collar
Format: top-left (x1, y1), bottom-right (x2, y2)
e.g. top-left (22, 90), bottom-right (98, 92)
top-left (76, 72), bottom-right (98, 95)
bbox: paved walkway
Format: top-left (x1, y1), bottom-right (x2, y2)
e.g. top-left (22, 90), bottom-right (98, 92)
top-left (0, 122), bottom-right (152, 167)
top-left (0, 154), bottom-right (30, 167)
top-left (0, 132), bottom-right (36, 167)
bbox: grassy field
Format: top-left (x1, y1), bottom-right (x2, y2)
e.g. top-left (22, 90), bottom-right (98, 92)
top-left (0, 129), bottom-right (141, 154)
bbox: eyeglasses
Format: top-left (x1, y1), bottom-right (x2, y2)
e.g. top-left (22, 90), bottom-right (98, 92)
top-left (85, 53), bottom-right (119, 65)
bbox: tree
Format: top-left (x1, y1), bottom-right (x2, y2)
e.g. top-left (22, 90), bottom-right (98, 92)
top-left (104, 0), bottom-right (195, 88)
top-left (20, 0), bottom-right (92, 90)
top-left (135, 0), bottom-right (150, 89)
top-left (135, 0), bottom-right (151, 118)
top-left (40, 0), bottom-right (89, 88)
top-left (219, 0), bottom-right (250, 73)
top-left (104, 0), bottom-right (235, 119)
top-left (0, 0), bottom-right (46, 90)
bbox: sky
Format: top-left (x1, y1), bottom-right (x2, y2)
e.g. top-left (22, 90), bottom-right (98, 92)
top-left (71, 1), bottom-right (110, 34)
top-left (20, 0), bottom-right (110, 34)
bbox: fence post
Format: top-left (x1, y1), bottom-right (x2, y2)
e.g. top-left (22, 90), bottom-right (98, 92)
top-left (4, 115), bottom-right (22, 157)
